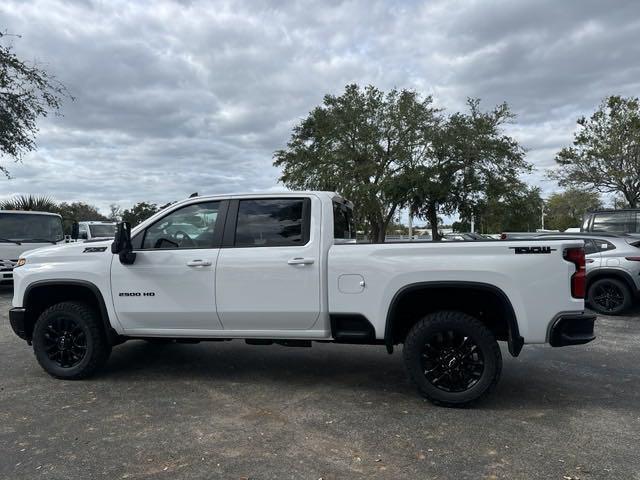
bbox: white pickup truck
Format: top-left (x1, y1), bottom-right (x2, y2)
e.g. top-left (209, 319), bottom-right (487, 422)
top-left (9, 192), bottom-right (596, 406)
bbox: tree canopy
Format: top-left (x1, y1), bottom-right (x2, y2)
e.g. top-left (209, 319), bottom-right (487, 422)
top-left (1, 32), bottom-right (71, 177)
top-left (405, 99), bottom-right (529, 239)
top-left (121, 201), bottom-right (159, 226)
top-left (0, 194), bottom-right (57, 212)
top-left (274, 84), bottom-right (439, 242)
top-left (544, 188), bottom-right (602, 231)
top-left (552, 95), bottom-right (640, 208)
top-left (57, 201), bottom-right (107, 233)
top-left (274, 85), bottom-right (529, 241)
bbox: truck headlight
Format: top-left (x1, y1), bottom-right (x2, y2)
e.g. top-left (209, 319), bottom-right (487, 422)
top-left (16, 258), bottom-right (26, 268)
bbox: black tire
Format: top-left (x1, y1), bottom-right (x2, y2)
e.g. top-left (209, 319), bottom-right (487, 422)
top-left (402, 311), bottom-right (502, 407)
top-left (587, 278), bottom-right (632, 315)
top-left (32, 302), bottom-right (111, 380)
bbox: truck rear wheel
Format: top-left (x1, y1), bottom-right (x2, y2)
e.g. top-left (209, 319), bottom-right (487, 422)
top-left (402, 311), bottom-right (502, 407)
top-left (32, 302), bottom-right (111, 380)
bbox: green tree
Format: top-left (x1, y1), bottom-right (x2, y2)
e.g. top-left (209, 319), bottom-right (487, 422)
top-left (56, 201), bottom-right (107, 233)
top-left (1, 32), bottom-right (71, 177)
top-left (552, 95), bottom-right (640, 208)
top-left (407, 99), bottom-right (529, 239)
top-left (475, 182), bottom-right (543, 233)
top-left (121, 201), bottom-right (159, 226)
top-left (0, 194), bottom-right (57, 212)
top-left (274, 84), bottom-right (439, 243)
top-left (545, 188), bottom-right (602, 231)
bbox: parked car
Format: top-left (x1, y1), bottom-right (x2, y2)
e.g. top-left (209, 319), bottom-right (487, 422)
top-left (500, 230), bottom-right (559, 240)
top-left (0, 210), bottom-right (65, 284)
top-left (535, 232), bottom-right (640, 315)
top-left (582, 209), bottom-right (640, 236)
top-left (442, 232), bottom-right (494, 241)
top-left (10, 191), bottom-right (595, 407)
top-left (71, 221), bottom-right (117, 241)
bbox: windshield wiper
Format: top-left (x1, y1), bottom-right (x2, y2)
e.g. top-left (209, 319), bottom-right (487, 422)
top-left (22, 238), bottom-right (57, 244)
top-left (0, 238), bottom-right (21, 245)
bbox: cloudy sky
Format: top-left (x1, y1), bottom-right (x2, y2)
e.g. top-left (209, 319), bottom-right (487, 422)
top-left (1, 0), bottom-right (639, 215)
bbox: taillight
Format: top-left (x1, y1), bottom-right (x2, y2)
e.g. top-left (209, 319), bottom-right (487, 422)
top-left (625, 256), bottom-right (640, 262)
top-left (564, 247), bottom-right (586, 298)
top-left (500, 233), bottom-right (507, 240)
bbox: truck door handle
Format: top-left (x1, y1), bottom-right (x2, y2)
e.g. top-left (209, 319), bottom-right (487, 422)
top-left (186, 259), bottom-right (212, 267)
top-left (287, 257), bottom-right (315, 265)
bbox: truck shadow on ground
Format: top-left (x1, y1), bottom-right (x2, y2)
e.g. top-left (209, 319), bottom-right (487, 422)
top-left (98, 338), bottom-right (639, 413)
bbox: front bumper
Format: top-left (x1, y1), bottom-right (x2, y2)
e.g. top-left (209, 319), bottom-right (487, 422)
top-left (549, 312), bottom-right (596, 347)
top-left (9, 308), bottom-right (28, 341)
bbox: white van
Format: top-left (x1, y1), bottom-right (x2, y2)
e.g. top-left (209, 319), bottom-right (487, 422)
top-left (0, 210), bottom-right (65, 284)
top-left (73, 221), bottom-right (117, 241)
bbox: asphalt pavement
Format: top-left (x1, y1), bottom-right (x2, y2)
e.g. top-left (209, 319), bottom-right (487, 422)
top-left (1, 286), bottom-right (639, 479)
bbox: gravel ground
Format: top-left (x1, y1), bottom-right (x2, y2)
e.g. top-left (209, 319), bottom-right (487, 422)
top-left (1, 285), bottom-right (639, 479)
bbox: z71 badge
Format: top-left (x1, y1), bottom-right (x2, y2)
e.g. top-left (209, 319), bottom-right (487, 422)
top-left (509, 246), bottom-right (556, 254)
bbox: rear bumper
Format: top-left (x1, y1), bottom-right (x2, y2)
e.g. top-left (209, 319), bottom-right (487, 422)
top-left (9, 307), bottom-right (28, 341)
top-left (549, 312), bottom-right (596, 347)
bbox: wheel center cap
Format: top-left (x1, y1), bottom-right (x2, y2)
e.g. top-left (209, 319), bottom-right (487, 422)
top-left (58, 336), bottom-right (69, 350)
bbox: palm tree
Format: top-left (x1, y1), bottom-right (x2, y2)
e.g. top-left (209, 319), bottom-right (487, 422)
top-left (0, 195), bottom-right (58, 212)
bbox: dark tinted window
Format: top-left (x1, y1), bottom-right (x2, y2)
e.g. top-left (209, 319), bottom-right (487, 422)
top-left (89, 224), bottom-right (116, 238)
top-left (333, 201), bottom-right (356, 241)
top-left (235, 198), bottom-right (309, 247)
top-left (594, 240), bottom-right (616, 252)
top-left (583, 239), bottom-right (598, 255)
top-left (142, 202), bottom-right (220, 249)
top-left (592, 212), bottom-right (637, 233)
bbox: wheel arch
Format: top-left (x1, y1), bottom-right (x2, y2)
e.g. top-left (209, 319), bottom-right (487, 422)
top-left (587, 269), bottom-right (636, 296)
top-left (384, 281), bottom-right (523, 357)
top-left (23, 279), bottom-right (118, 344)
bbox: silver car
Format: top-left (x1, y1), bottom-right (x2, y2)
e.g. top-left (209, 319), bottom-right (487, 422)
top-left (536, 232), bottom-right (640, 315)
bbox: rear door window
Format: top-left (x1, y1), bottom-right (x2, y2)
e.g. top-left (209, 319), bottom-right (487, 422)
top-left (234, 198), bottom-right (310, 247)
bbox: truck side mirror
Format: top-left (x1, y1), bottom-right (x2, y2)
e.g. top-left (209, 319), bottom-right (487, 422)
top-left (71, 222), bottom-right (79, 240)
top-left (111, 222), bottom-right (136, 265)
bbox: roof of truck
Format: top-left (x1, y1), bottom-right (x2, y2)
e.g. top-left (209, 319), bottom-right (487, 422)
top-left (0, 210), bottom-right (61, 217)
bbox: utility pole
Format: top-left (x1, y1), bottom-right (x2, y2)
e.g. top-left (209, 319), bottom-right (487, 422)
top-left (541, 204), bottom-right (545, 231)
top-left (470, 214), bottom-right (475, 233)
top-left (408, 213), bottom-right (413, 240)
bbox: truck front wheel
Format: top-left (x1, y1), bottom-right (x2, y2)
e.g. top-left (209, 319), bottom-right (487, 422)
top-left (32, 302), bottom-right (111, 380)
top-left (402, 311), bottom-right (502, 407)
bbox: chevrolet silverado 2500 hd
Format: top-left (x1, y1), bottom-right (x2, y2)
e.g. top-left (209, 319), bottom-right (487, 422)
top-left (9, 192), bottom-right (596, 406)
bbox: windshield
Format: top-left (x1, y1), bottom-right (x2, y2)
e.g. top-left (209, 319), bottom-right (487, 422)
top-left (0, 213), bottom-right (64, 243)
top-left (89, 224), bottom-right (116, 238)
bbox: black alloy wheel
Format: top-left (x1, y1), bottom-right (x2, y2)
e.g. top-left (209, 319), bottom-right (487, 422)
top-left (588, 278), bottom-right (632, 315)
top-left (42, 316), bottom-right (87, 368)
top-left (421, 329), bottom-right (484, 393)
